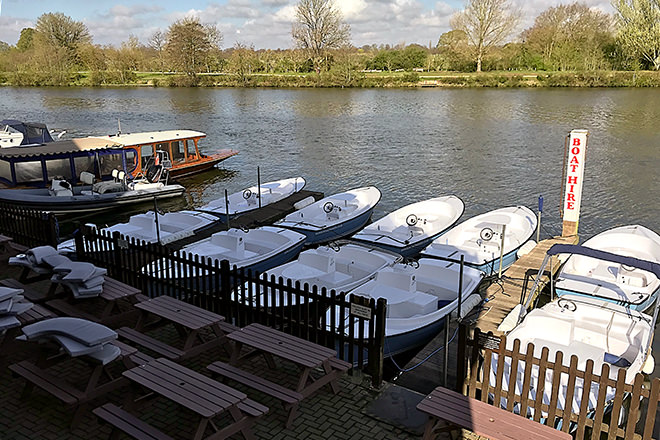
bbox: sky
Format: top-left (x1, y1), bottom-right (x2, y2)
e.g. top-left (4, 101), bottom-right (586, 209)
top-left (0, 0), bottom-right (614, 50)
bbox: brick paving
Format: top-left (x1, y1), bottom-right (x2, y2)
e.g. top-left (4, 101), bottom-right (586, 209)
top-left (0, 257), bottom-right (480, 440)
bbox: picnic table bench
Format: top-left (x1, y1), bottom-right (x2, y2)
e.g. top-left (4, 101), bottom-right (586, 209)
top-left (209, 323), bottom-right (350, 428)
top-left (118, 295), bottom-right (229, 360)
top-left (120, 357), bottom-right (267, 440)
top-left (9, 340), bottom-right (138, 427)
top-left (416, 386), bottom-right (572, 440)
top-left (46, 276), bottom-right (142, 325)
top-left (0, 302), bottom-right (56, 368)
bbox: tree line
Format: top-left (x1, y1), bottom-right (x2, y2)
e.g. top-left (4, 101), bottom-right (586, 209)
top-left (0, 0), bottom-right (658, 88)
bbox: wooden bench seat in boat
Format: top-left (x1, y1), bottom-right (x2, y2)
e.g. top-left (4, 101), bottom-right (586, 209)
top-left (417, 386), bottom-right (571, 440)
top-left (207, 360), bottom-right (303, 428)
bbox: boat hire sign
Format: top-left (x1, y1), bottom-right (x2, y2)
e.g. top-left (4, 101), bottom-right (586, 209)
top-left (563, 129), bottom-right (589, 225)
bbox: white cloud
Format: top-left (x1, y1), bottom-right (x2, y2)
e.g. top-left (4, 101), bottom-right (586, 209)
top-left (0, 16), bottom-right (34, 45)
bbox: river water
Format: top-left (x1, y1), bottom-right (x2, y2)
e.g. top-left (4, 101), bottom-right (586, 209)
top-left (1, 86), bottom-right (659, 369)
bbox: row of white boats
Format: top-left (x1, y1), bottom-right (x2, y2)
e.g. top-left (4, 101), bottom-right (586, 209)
top-left (60, 177), bottom-right (660, 407)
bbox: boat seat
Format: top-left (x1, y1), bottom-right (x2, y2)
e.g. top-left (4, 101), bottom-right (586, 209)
top-left (210, 233), bottom-right (246, 258)
top-left (129, 215), bottom-right (156, 231)
top-left (49, 179), bottom-right (73, 197)
top-left (93, 181), bottom-right (124, 194)
top-left (299, 252), bottom-right (336, 273)
top-left (616, 266), bottom-right (648, 288)
top-left (80, 172), bottom-right (95, 185)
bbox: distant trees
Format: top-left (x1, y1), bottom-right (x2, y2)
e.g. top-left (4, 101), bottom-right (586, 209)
top-left (521, 2), bottom-right (613, 71)
top-left (16, 28), bottom-right (34, 51)
top-left (450, 0), bottom-right (521, 72)
top-left (436, 30), bottom-right (472, 70)
top-left (613, 0), bottom-right (660, 70)
top-left (165, 17), bottom-right (222, 78)
top-left (366, 45), bottom-right (428, 71)
top-left (292, 0), bottom-right (351, 73)
top-left (34, 12), bottom-right (91, 55)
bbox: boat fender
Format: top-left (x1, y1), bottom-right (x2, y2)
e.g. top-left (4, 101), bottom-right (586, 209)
top-left (643, 354), bottom-right (655, 375)
top-left (497, 304), bottom-right (524, 333)
top-left (294, 196), bottom-right (315, 210)
top-left (517, 240), bottom-right (537, 259)
top-left (451, 293), bottom-right (483, 320)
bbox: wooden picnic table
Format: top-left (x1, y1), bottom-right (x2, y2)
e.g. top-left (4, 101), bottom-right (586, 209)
top-left (227, 323), bottom-right (347, 398)
top-left (0, 302), bottom-right (56, 367)
top-left (9, 339), bottom-right (138, 427)
top-left (46, 276), bottom-right (142, 325)
top-left (416, 386), bottom-right (572, 440)
top-left (122, 358), bottom-right (267, 440)
top-left (119, 295), bottom-right (228, 360)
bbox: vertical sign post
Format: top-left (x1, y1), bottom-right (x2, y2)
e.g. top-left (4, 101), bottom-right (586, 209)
top-left (562, 129), bottom-right (588, 238)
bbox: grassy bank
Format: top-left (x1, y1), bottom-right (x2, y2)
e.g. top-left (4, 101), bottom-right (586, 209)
top-left (1, 70), bottom-right (660, 88)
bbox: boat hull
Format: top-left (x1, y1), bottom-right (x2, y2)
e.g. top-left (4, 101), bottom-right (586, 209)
top-left (0, 185), bottom-right (185, 215)
top-left (167, 151), bottom-right (238, 179)
top-left (288, 207), bottom-right (375, 245)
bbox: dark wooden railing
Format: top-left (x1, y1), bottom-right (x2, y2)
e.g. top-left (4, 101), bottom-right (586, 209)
top-left (75, 226), bottom-right (387, 386)
top-left (0, 203), bottom-right (59, 248)
top-left (456, 326), bottom-right (660, 440)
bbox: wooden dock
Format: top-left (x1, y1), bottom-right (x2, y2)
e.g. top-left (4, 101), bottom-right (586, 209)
top-left (169, 190), bottom-right (324, 250)
top-left (393, 235), bottom-right (578, 395)
top-left (474, 235), bottom-right (578, 336)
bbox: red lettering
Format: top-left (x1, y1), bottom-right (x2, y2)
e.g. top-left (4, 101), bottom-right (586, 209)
top-left (572, 138), bottom-right (581, 146)
top-left (567, 194), bottom-right (575, 202)
top-left (568, 176), bottom-right (578, 184)
top-left (570, 164), bottom-right (579, 172)
top-left (571, 146), bottom-right (581, 155)
top-left (570, 156), bottom-right (579, 164)
top-left (566, 201), bottom-right (575, 209)
top-left (568, 184), bottom-right (575, 193)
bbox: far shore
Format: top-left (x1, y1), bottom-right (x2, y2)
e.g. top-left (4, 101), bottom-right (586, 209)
top-left (2, 70), bottom-right (660, 88)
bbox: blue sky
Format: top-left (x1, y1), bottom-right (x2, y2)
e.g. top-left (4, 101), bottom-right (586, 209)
top-left (0, 0), bottom-right (613, 49)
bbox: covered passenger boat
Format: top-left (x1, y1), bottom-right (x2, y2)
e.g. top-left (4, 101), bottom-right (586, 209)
top-left (0, 120), bottom-right (56, 147)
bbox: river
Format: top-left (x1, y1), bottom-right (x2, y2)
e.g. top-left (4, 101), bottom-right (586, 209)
top-left (1, 85), bottom-right (659, 371)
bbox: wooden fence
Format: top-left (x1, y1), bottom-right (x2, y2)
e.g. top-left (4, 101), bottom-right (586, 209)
top-left (0, 203), bottom-right (59, 248)
top-left (455, 326), bottom-right (660, 440)
top-left (74, 226), bottom-right (388, 386)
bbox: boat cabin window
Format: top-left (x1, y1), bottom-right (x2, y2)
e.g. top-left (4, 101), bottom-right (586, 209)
top-left (156, 143), bottom-right (168, 155)
top-left (99, 153), bottom-right (123, 177)
top-left (171, 140), bottom-right (185, 163)
top-left (14, 161), bottom-right (44, 183)
top-left (125, 149), bottom-right (137, 172)
top-left (141, 144), bottom-right (154, 168)
top-left (0, 160), bottom-right (11, 182)
top-left (74, 156), bottom-right (96, 177)
top-left (186, 139), bottom-right (198, 159)
top-left (45, 158), bottom-right (73, 180)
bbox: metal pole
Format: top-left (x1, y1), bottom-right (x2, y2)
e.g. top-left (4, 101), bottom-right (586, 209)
top-left (497, 224), bottom-right (507, 279)
top-left (536, 195), bottom-right (543, 243)
top-left (257, 166), bottom-right (262, 209)
top-left (225, 189), bottom-right (230, 229)
top-left (457, 255), bottom-right (464, 321)
top-left (153, 197), bottom-right (161, 244)
top-left (443, 315), bottom-right (449, 387)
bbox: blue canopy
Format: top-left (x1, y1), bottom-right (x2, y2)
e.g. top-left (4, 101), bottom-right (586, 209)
top-left (548, 243), bottom-right (660, 279)
top-left (1, 120), bottom-right (54, 145)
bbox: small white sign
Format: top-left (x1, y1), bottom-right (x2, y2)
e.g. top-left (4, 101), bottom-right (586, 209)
top-left (563, 129), bottom-right (588, 223)
top-left (350, 303), bottom-right (372, 320)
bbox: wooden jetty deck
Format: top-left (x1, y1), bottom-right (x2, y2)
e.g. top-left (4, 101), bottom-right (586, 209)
top-left (474, 234), bottom-right (578, 336)
top-left (393, 235), bottom-right (578, 395)
top-left (170, 189), bottom-right (324, 250)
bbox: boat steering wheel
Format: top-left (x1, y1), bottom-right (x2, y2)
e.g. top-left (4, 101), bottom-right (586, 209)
top-left (557, 298), bottom-right (577, 312)
top-left (480, 227), bottom-right (494, 241)
top-left (323, 201), bottom-right (335, 213)
top-left (243, 189), bottom-right (252, 200)
top-left (406, 214), bottom-right (418, 227)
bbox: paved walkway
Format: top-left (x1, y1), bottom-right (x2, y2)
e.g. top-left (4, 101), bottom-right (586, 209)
top-left (0, 261), bottom-right (466, 440)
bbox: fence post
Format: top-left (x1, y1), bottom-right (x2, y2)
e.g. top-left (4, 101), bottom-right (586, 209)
top-left (219, 259), bottom-right (232, 323)
top-left (46, 213), bottom-right (58, 247)
top-left (371, 297), bottom-right (386, 388)
top-left (74, 226), bottom-right (85, 261)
